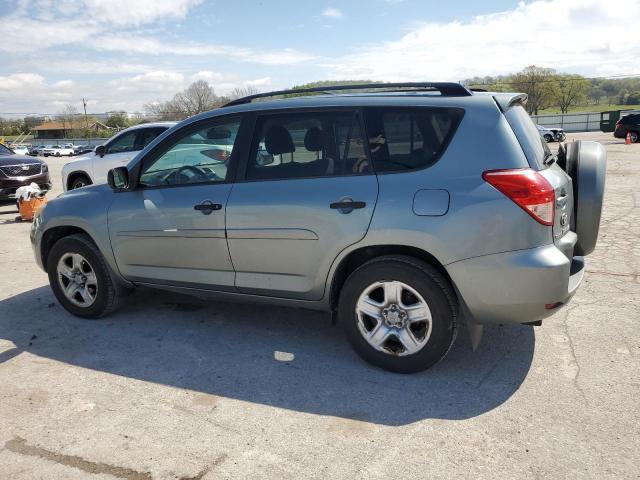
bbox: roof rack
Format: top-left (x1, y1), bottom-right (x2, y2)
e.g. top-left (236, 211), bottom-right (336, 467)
top-left (223, 82), bottom-right (472, 107)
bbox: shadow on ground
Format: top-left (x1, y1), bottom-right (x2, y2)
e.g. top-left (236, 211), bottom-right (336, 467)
top-left (0, 285), bottom-right (535, 426)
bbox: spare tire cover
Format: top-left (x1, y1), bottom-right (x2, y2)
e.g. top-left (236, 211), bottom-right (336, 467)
top-left (564, 141), bottom-right (606, 256)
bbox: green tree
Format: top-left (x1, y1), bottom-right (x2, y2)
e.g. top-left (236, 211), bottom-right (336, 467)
top-left (509, 66), bottom-right (557, 115)
top-left (105, 111), bottom-right (130, 129)
top-left (553, 75), bottom-right (590, 113)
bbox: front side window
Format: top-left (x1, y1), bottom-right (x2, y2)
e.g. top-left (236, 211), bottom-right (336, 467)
top-left (139, 119), bottom-right (240, 187)
top-left (105, 131), bottom-right (137, 155)
top-left (364, 107), bottom-right (464, 172)
top-left (136, 127), bottom-right (167, 150)
top-left (246, 111), bottom-right (369, 181)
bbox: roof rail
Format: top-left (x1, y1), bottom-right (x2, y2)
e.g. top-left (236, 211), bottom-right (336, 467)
top-left (223, 82), bottom-right (473, 107)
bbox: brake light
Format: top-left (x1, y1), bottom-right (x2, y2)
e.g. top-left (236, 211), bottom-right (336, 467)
top-left (482, 168), bottom-right (555, 225)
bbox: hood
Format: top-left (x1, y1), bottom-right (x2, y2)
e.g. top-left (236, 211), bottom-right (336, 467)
top-left (0, 155), bottom-right (44, 166)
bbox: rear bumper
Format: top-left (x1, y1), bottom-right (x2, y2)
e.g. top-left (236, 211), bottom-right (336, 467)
top-left (446, 243), bottom-right (584, 325)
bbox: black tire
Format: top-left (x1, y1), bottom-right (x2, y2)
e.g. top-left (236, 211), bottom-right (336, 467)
top-left (630, 131), bottom-right (639, 143)
top-left (543, 134), bottom-right (553, 143)
top-left (47, 234), bottom-right (122, 319)
top-left (338, 255), bottom-right (458, 373)
top-left (70, 174), bottom-right (92, 190)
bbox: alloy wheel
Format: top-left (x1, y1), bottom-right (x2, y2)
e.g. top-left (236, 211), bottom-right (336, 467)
top-left (56, 253), bottom-right (98, 307)
top-left (355, 280), bottom-right (432, 356)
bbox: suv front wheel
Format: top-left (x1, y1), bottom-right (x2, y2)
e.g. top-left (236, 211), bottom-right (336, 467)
top-left (47, 234), bottom-right (123, 318)
top-left (338, 255), bottom-right (458, 373)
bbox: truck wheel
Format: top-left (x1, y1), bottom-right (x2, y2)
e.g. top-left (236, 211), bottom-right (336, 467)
top-left (338, 255), bottom-right (458, 373)
top-left (47, 234), bottom-right (123, 318)
top-left (543, 134), bottom-right (553, 142)
top-left (70, 174), bottom-right (92, 190)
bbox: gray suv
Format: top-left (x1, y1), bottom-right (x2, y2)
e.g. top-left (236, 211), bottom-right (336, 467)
top-left (30, 83), bottom-right (606, 373)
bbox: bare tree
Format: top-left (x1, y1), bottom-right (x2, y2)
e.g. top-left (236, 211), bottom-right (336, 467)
top-left (230, 86), bottom-right (260, 100)
top-left (57, 104), bottom-right (78, 136)
top-left (144, 81), bottom-right (229, 120)
top-left (509, 66), bottom-right (557, 115)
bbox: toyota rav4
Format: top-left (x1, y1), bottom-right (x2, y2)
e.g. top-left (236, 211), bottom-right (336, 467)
top-left (30, 83), bottom-right (606, 373)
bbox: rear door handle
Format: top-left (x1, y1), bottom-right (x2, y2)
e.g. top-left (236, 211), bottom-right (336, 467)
top-left (330, 198), bottom-right (366, 213)
top-left (194, 200), bottom-right (222, 215)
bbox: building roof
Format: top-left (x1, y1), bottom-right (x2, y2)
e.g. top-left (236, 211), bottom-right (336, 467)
top-left (32, 121), bottom-right (67, 131)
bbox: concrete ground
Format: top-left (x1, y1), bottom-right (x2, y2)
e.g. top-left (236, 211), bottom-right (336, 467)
top-left (0, 132), bottom-right (638, 479)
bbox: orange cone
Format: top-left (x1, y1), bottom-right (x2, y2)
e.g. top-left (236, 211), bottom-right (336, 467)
top-left (626, 132), bottom-right (631, 145)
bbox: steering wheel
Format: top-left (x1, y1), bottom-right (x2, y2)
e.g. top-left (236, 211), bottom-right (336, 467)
top-left (168, 165), bottom-right (209, 184)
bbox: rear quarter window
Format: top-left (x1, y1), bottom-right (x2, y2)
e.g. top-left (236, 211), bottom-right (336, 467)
top-left (505, 105), bottom-right (551, 170)
top-left (364, 107), bottom-right (464, 173)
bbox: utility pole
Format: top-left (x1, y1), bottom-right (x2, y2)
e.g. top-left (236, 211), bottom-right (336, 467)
top-left (81, 98), bottom-right (89, 128)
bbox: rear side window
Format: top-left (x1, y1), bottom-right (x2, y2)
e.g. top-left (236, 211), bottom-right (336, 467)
top-left (364, 107), bottom-right (463, 172)
top-left (505, 105), bottom-right (551, 170)
top-left (246, 111), bottom-right (370, 181)
top-left (136, 127), bottom-right (167, 150)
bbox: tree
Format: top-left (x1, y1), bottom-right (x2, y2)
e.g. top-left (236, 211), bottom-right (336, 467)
top-left (57, 104), bottom-right (78, 136)
top-left (588, 86), bottom-right (605, 105)
top-left (553, 74), bottom-right (589, 113)
top-left (145, 80), bottom-right (229, 120)
top-left (230, 86), bottom-right (259, 100)
top-left (509, 66), bottom-right (557, 115)
top-left (105, 111), bottom-right (130, 129)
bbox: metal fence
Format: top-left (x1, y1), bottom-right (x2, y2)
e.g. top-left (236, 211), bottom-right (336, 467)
top-left (531, 112), bottom-right (602, 132)
top-left (21, 137), bottom-right (107, 147)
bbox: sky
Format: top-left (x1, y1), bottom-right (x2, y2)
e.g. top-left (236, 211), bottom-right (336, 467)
top-left (0, 0), bottom-right (638, 115)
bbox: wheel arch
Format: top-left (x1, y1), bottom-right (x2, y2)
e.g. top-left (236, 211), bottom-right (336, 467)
top-left (41, 225), bottom-right (95, 271)
top-left (66, 170), bottom-right (92, 190)
top-left (328, 244), bottom-right (456, 311)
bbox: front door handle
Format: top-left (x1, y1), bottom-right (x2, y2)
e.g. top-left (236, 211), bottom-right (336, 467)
top-left (330, 198), bottom-right (366, 214)
top-left (194, 200), bottom-right (222, 215)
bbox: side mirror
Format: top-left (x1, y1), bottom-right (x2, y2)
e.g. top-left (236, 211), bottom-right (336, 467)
top-left (107, 167), bottom-right (130, 192)
top-left (95, 145), bottom-right (105, 157)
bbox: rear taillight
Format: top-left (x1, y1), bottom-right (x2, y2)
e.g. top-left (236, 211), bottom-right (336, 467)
top-left (482, 168), bottom-right (555, 225)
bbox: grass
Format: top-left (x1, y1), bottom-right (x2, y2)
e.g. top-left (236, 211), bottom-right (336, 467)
top-left (538, 104), bottom-right (640, 115)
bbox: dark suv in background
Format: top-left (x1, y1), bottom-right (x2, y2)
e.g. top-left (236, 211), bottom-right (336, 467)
top-left (0, 143), bottom-right (51, 200)
top-left (614, 113), bottom-right (640, 142)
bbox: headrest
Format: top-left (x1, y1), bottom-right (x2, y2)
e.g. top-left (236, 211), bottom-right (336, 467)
top-left (265, 124), bottom-right (295, 155)
top-left (304, 127), bottom-right (324, 152)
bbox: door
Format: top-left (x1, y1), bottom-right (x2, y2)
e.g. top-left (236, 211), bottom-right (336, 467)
top-left (108, 117), bottom-right (242, 289)
top-left (93, 127), bottom-right (167, 184)
top-left (226, 110), bottom-right (378, 300)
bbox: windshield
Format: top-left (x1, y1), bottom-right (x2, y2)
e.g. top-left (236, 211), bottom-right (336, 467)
top-left (0, 144), bottom-right (13, 155)
top-left (505, 105), bottom-right (552, 170)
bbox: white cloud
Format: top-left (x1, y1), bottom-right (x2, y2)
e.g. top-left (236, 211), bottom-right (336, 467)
top-left (324, 0), bottom-right (640, 81)
top-left (0, 73), bottom-right (75, 111)
top-left (111, 70), bottom-right (185, 93)
top-left (191, 71), bottom-right (240, 83)
top-left (245, 77), bottom-right (271, 87)
top-left (321, 8), bottom-right (344, 19)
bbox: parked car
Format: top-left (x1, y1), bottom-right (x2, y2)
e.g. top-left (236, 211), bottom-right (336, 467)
top-left (73, 145), bottom-right (94, 155)
top-left (31, 83), bottom-right (606, 373)
top-left (0, 142), bottom-right (51, 200)
top-left (29, 145), bottom-right (47, 156)
top-left (43, 145), bottom-right (74, 157)
top-left (11, 145), bottom-right (30, 155)
top-left (61, 122), bottom-right (176, 190)
top-left (536, 124), bottom-right (566, 142)
top-left (613, 113), bottom-right (640, 143)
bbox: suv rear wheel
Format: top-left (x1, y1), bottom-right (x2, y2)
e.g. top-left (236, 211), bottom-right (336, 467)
top-left (630, 131), bottom-right (639, 143)
top-left (47, 234), bottom-right (122, 318)
top-left (338, 255), bottom-right (457, 373)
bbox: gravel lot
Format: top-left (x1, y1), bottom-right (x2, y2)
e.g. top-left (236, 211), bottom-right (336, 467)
top-left (0, 132), bottom-right (638, 479)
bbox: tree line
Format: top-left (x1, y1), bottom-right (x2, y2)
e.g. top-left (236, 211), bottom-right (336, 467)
top-left (464, 65), bottom-right (640, 115)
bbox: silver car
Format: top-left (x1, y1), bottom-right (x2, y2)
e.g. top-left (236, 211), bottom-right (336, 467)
top-left (30, 83), bottom-right (606, 373)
